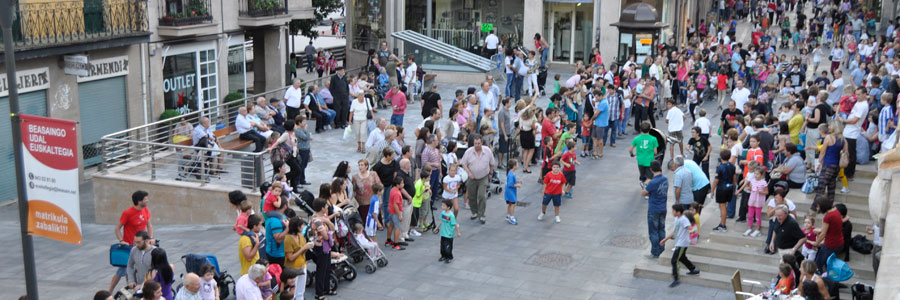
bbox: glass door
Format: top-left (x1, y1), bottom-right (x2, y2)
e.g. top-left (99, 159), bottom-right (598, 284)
top-left (199, 49), bottom-right (218, 114)
top-left (552, 10), bottom-right (571, 62)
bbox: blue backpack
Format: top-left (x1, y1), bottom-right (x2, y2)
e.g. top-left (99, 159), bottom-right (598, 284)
top-left (826, 253), bottom-right (854, 282)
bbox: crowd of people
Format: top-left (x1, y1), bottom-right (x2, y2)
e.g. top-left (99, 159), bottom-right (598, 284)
top-left (95, 1), bottom-right (900, 299)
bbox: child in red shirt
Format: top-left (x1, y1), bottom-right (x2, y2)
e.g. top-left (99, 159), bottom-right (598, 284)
top-left (233, 200), bottom-right (252, 235)
top-left (580, 111), bottom-right (593, 157)
top-left (539, 136), bottom-right (556, 182)
top-left (540, 162), bottom-right (567, 223)
top-left (386, 176), bottom-right (406, 250)
top-left (837, 94), bottom-right (856, 118)
top-left (716, 71), bottom-right (728, 109)
top-left (262, 182), bottom-right (283, 212)
top-left (561, 140), bottom-right (580, 199)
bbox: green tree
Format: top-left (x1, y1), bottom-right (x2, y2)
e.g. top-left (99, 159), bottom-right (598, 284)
top-left (289, 0), bottom-right (343, 38)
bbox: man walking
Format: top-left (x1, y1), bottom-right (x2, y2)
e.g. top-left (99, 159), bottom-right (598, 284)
top-left (304, 41), bottom-right (316, 74)
top-left (460, 134), bottom-right (496, 224)
top-left (642, 161), bottom-right (668, 258)
top-left (329, 67), bottom-right (350, 128)
top-left (669, 157), bottom-right (693, 210)
top-left (630, 121), bottom-right (658, 185)
top-left (110, 190), bottom-right (153, 292)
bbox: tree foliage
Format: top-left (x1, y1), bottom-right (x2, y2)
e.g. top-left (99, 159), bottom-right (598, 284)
top-left (289, 0), bottom-right (343, 38)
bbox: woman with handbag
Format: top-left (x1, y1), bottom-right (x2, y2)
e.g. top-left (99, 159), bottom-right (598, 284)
top-left (813, 122), bottom-right (848, 210)
top-left (267, 121), bottom-right (303, 188)
top-left (349, 94), bottom-right (371, 153)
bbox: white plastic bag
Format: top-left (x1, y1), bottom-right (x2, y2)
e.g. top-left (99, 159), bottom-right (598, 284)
top-left (343, 126), bottom-right (352, 140)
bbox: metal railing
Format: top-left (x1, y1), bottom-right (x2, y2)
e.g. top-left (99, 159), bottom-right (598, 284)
top-left (158, 0), bottom-right (213, 26)
top-left (420, 28), bottom-right (478, 51)
top-left (99, 67), bottom-right (362, 191)
top-left (238, 0), bottom-right (288, 17)
top-left (0, 0), bottom-right (149, 52)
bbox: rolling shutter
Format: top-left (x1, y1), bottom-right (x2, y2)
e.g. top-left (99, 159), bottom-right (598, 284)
top-left (0, 91), bottom-right (48, 202)
top-left (79, 77), bottom-right (127, 166)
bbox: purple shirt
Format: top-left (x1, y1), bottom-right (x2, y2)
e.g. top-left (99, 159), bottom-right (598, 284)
top-left (319, 88), bottom-right (334, 105)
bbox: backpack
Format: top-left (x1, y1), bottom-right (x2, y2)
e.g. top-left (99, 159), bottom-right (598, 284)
top-left (182, 254), bottom-right (209, 275)
top-left (850, 234), bottom-right (874, 254)
top-left (851, 282), bottom-right (874, 300)
top-left (241, 231), bottom-right (267, 261)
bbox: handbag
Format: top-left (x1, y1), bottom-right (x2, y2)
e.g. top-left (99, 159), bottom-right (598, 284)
top-left (801, 174), bottom-right (818, 194)
top-left (110, 244), bottom-right (133, 267)
top-left (366, 99), bottom-right (374, 120)
top-left (839, 138), bottom-right (850, 168)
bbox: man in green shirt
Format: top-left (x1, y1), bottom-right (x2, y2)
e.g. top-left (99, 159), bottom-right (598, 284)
top-left (629, 121), bottom-right (658, 186)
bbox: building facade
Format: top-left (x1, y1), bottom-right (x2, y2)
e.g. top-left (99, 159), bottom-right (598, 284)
top-left (0, 0), bottom-right (313, 203)
top-left (344, 0), bottom-right (699, 70)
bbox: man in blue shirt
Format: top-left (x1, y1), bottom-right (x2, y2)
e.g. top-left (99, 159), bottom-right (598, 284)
top-left (264, 202), bottom-right (289, 267)
top-left (731, 44), bottom-right (743, 74)
top-left (642, 160), bottom-right (668, 258)
top-left (684, 159), bottom-right (711, 211)
top-left (591, 91), bottom-right (610, 158)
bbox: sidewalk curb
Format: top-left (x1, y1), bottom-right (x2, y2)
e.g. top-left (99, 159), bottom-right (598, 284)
top-left (0, 200), bottom-right (17, 208)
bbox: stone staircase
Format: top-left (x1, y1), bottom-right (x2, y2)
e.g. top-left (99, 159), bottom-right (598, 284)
top-left (634, 163), bottom-right (879, 297)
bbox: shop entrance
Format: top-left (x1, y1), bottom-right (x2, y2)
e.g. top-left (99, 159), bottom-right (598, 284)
top-left (543, 2), bottom-right (593, 65)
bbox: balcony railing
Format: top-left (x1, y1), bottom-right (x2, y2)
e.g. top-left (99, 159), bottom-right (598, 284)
top-left (158, 0), bottom-right (213, 26)
top-left (0, 0), bottom-right (149, 52)
top-left (238, 0), bottom-right (287, 17)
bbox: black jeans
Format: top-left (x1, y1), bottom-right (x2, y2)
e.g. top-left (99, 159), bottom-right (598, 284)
top-left (313, 246), bottom-right (332, 296)
top-left (738, 191), bottom-right (750, 221)
top-left (845, 138), bottom-right (857, 178)
top-left (239, 131), bottom-right (266, 152)
top-left (297, 149), bottom-right (310, 184)
top-left (440, 237), bottom-right (454, 260)
top-left (671, 247), bottom-right (696, 280)
top-left (285, 155), bottom-right (302, 188)
top-left (311, 110), bottom-right (327, 131)
top-left (634, 105), bottom-right (649, 132)
top-left (286, 106), bottom-right (301, 123)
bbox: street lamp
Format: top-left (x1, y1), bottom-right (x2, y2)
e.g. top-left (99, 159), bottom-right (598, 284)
top-left (0, 0), bottom-right (41, 298)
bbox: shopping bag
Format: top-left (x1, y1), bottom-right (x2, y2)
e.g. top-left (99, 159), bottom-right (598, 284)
top-left (801, 175), bottom-right (818, 194)
top-left (798, 132), bottom-right (806, 151)
top-left (343, 126), bottom-right (352, 140)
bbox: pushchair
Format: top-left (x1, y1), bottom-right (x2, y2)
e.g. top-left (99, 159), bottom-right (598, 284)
top-left (348, 231), bottom-right (388, 273)
top-left (485, 170), bottom-right (504, 199)
top-left (176, 137), bottom-right (217, 181)
top-left (179, 253), bottom-right (236, 299)
top-left (306, 207), bottom-right (358, 287)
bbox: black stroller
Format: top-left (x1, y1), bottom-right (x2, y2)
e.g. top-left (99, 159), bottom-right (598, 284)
top-left (177, 137), bottom-right (216, 181)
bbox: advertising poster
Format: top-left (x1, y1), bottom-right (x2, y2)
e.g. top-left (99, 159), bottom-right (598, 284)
top-left (20, 114), bottom-right (81, 245)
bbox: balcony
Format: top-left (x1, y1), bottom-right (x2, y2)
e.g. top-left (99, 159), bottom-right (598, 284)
top-left (0, 0), bottom-right (150, 59)
top-left (237, 0), bottom-right (291, 27)
top-left (157, 0), bottom-right (217, 37)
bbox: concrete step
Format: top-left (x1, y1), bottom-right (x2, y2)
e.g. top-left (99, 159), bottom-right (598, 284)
top-left (657, 248), bottom-right (780, 282)
top-left (798, 189), bottom-right (871, 207)
top-left (684, 240), bottom-right (877, 281)
top-left (706, 228), bottom-right (870, 249)
top-left (738, 215), bottom-right (874, 231)
top-left (633, 260), bottom-right (767, 293)
top-left (853, 164), bottom-right (878, 179)
top-left (788, 197), bottom-right (873, 220)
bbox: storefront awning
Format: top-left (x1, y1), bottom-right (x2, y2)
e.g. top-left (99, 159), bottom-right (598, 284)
top-left (391, 30), bottom-right (494, 72)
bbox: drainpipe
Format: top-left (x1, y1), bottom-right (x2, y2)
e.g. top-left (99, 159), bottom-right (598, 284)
top-left (141, 43), bottom-right (148, 125)
top-left (426, 0), bottom-right (432, 38)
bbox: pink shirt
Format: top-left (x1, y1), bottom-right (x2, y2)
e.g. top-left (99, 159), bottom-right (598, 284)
top-left (234, 213), bottom-right (249, 235)
top-left (387, 89), bottom-right (407, 115)
top-left (748, 179), bottom-right (768, 207)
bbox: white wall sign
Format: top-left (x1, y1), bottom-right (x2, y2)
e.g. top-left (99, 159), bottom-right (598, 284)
top-left (77, 56), bottom-right (129, 82)
top-left (0, 67), bottom-right (50, 98)
top-left (64, 55), bottom-right (90, 77)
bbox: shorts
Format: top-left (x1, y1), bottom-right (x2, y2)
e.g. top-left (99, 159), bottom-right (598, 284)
top-left (592, 126), bottom-right (608, 140)
top-left (581, 135), bottom-right (591, 144)
top-left (542, 194), bottom-right (562, 206)
top-left (715, 187), bottom-right (733, 204)
top-left (668, 131), bottom-right (684, 143)
top-left (498, 134), bottom-right (509, 153)
top-left (563, 170), bottom-right (576, 186)
top-left (506, 200), bottom-right (517, 205)
top-left (116, 266), bottom-right (126, 277)
top-left (389, 213), bottom-right (401, 226)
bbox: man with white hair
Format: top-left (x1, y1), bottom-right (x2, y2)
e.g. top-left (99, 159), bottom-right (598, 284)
top-left (236, 264), bottom-right (266, 300)
top-left (236, 106), bottom-right (267, 152)
top-left (365, 118), bottom-right (387, 151)
top-left (174, 273), bottom-right (202, 300)
top-left (284, 79), bottom-right (304, 121)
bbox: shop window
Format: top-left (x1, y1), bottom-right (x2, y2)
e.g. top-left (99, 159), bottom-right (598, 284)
top-left (228, 45), bottom-right (247, 97)
top-left (163, 52), bottom-right (198, 115)
top-left (351, 0), bottom-right (385, 51)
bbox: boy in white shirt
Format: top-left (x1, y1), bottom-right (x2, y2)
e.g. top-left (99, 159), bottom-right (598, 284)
top-left (693, 109), bottom-right (712, 140)
top-left (665, 99), bottom-right (686, 158)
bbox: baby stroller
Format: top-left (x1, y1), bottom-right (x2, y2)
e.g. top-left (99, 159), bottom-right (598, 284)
top-left (179, 254), bottom-right (236, 299)
top-left (347, 229), bottom-right (388, 274)
top-left (485, 170), bottom-right (504, 199)
top-left (176, 137), bottom-right (217, 181)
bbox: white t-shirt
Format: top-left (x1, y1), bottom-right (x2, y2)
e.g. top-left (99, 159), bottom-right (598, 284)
top-left (485, 34), bottom-right (499, 50)
top-left (442, 174), bottom-right (463, 199)
top-left (666, 107), bottom-right (685, 132)
top-left (844, 100), bottom-right (869, 139)
top-left (694, 117), bottom-right (711, 134)
top-left (731, 88), bottom-right (751, 112)
top-left (673, 215), bottom-right (692, 247)
top-left (827, 77), bottom-right (844, 105)
top-left (349, 100), bottom-right (369, 121)
top-left (406, 63), bottom-right (418, 85)
top-left (766, 198), bottom-right (797, 220)
top-left (505, 57), bottom-right (514, 74)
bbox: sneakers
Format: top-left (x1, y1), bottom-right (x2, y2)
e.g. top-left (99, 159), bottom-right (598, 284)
top-left (751, 230), bottom-right (761, 237)
top-left (564, 192), bottom-right (573, 199)
top-left (554, 216), bottom-right (561, 223)
top-left (393, 244), bottom-right (405, 251)
top-left (508, 216), bottom-right (518, 225)
top-left (385, 239), bottom-right (394, 247)
top-left (840, 187), bottom-right (850, 193)
top-left (669, 280), bottom-right (681, 288)
top-left (743, 229), bottom-right (753, 236)
top-left (470, 215), bottom-right (478, 220)
top-left (687, 269), bottom-right (700, 275)
top-left (410, 229), bottom-right (422, 237)
top-left (438, 257), bottom-right (446, 262)
top-left (713, 224), bottom-right (728, 233)
top-left (537, 212), bottom-right (545, 221)
top-left (394, 241), bottom-right (409, 246)
top-left (479, 217), bottom-right (486, 224)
